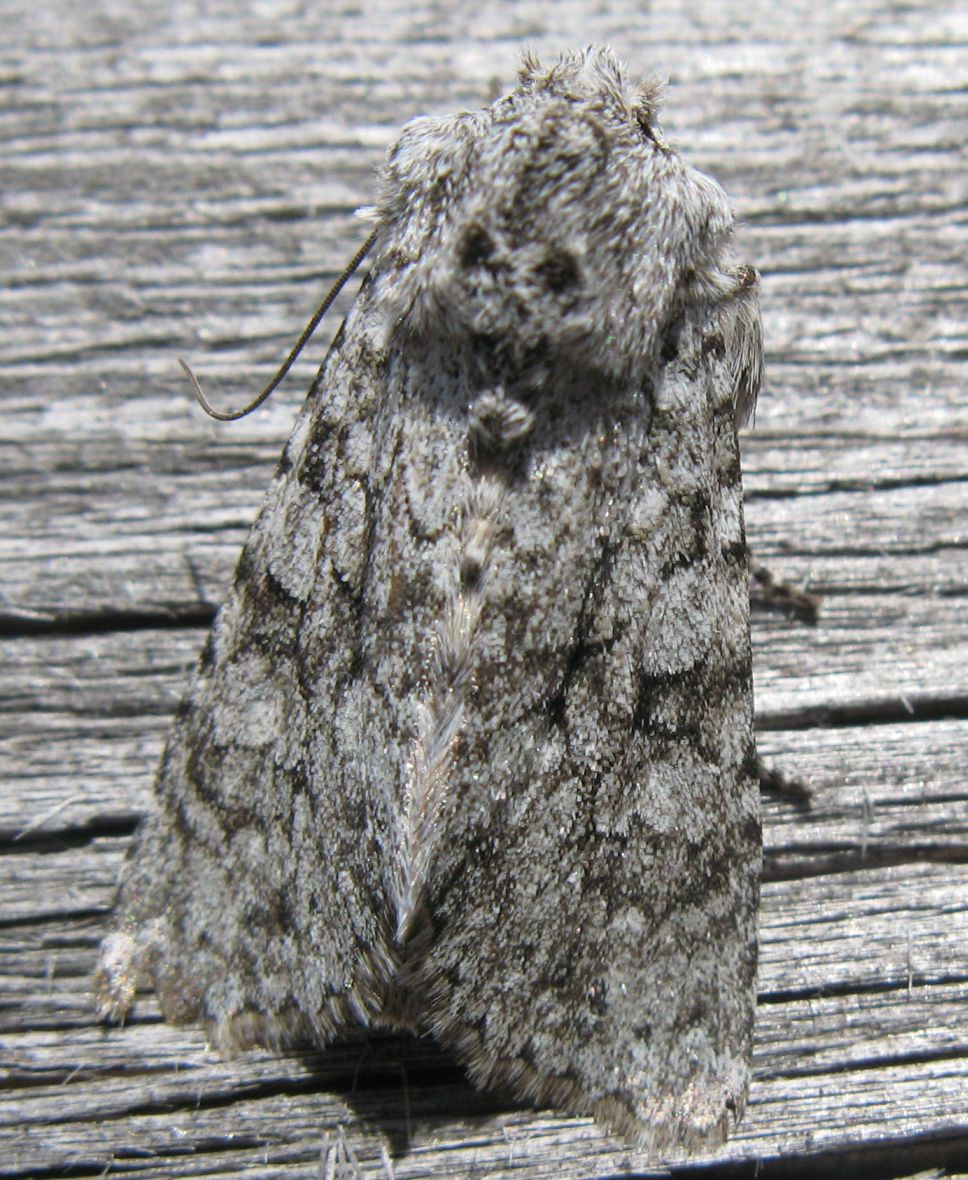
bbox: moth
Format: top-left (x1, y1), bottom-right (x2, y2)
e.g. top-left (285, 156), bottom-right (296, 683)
top-left (96, 45), bottom-right (763, 1154)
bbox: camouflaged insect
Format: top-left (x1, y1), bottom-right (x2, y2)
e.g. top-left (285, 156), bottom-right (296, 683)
top-left (96, 45), bottom-right (763, 1154)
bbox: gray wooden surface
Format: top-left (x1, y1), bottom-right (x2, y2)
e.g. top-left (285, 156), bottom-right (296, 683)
top-left (1, 0), bottom-right (966, 1176)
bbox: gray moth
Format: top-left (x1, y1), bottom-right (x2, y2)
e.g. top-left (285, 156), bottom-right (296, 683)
top-left (95, 45), bottom-right (763, 1154)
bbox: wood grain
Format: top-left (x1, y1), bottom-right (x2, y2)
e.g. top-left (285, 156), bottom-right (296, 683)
top-left (1, 0), bottom-right (965, 1175)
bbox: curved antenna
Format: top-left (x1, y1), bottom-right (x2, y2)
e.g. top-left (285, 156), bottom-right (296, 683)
top-left (180, 227), bottom-right (380, 422)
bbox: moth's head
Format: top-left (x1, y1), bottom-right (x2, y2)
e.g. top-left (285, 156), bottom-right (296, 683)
top-left (516, 43), bottom-right (665, 148)
top-left (376, 46), bottom-right (748, 392)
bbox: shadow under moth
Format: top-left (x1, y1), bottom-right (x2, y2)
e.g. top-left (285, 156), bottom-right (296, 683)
top-left (96, 45), bottom-right (764, 1155)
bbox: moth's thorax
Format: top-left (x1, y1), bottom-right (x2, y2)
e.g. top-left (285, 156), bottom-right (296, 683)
top-left (376, 51), bottom-right (740, 391)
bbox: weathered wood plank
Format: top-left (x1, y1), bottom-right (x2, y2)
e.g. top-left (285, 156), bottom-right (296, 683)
top-left (3, 991), bottom-right (968, 1176)
top-left (1, 0), bottom-right (966, 1175)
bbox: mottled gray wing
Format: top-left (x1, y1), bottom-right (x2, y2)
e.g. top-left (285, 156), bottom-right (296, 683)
top-left (408, 303), bottom-right (761, 1153)
top-left (96, 273), bottom-right (411, 1048)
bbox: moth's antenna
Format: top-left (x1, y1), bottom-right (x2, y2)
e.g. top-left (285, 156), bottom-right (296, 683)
top-left (181, 227), bottom-right (380, 422)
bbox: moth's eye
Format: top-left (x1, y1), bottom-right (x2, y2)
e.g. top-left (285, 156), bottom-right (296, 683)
top-left (734, 264), bottom-right (759, 291)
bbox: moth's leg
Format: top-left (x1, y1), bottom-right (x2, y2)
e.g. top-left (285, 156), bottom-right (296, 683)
top-left (748, 552), bottom-right (820, 623)
top-left (756, 757), bottom-right (812, 810)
